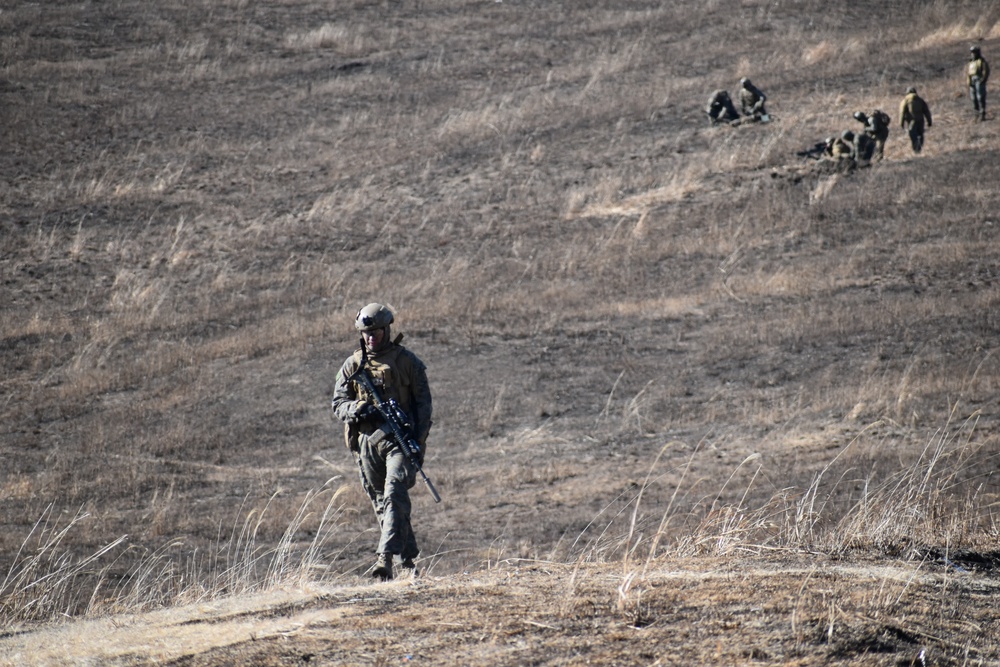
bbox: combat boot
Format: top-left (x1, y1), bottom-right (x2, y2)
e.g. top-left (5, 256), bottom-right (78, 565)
top-left (400, 557), bottom-right (418, 578)
top-left (372, 553), bottom-right (393, 581)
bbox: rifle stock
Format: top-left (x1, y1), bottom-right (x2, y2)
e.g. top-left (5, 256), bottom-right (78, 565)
top-left (350, 342), bottom-right (442, 503)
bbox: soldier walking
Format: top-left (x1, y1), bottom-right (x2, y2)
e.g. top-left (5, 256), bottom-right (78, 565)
top-left (331, 303), bottom-right (433, 581)
top-left (967, 45), bottom-right (990, 121)
top-left (899, 87), bottom-right (932, 153)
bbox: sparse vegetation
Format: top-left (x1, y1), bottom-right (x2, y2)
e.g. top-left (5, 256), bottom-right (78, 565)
top-left (2, 0), bottom-right (1000, 663)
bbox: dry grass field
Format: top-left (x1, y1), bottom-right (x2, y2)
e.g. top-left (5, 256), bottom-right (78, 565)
top-left (2, 0), bottom-right (1000, 664)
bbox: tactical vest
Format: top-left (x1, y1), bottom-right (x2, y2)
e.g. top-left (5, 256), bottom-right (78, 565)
top-left (969, 59), bottom-right (985, 80)
top-left (344, 344), bottom-right (414, 453)
top-left (350, 344), bottom-right (411, 412)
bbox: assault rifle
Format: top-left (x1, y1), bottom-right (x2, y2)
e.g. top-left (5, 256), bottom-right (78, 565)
top-left (350, 341), bottom-right (442, 503)
top-left (796, 141), bottom-right (829, 160)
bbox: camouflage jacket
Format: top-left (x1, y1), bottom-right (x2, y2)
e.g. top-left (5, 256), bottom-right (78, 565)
top-left (968, 56), bottom-right (990, 85)
top-left (706, 89), bottom-right (733, 114)
top-left (830, 138), bottom-right (852, 158)
top-left (899, 93), bottom-right (932, 129)
top-left (332, 342), bottom-right (433, 448)
top-left (739, 84), bottom-right (766, 114)
top-left (866, 110), bottom-right (890, 139)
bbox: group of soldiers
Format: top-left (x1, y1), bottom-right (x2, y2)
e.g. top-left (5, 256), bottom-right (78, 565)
top-left (812, 106), bottom-right (896, 165)
top-left (710, 45), bottom-right (990, 167)
top-left (332, 47), bottom-right (991, 582)
top-left (706, 78), bottom-right (769, 125)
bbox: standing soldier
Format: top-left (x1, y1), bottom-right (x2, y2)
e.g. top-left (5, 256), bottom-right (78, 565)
top-left (853, 109), bottom-right (890, 160)
top-left (331, 303), bottom-right (433, 581)
top-left (899, 87), bottom-right (932, 153)
top-left (738, 78), bottom-right (768, 121)
top-left (967, 45), bottom-right (990, 121)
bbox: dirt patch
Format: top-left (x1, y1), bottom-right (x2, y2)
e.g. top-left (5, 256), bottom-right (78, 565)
top-left (3, 557), bottom-right (998, 666)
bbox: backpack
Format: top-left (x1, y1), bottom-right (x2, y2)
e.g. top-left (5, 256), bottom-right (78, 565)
top-left (871, 110), bottom-right (890, 131)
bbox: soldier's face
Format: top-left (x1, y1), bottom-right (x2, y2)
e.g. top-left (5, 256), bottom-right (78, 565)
top-left (363, 327), bottom-right (386, 351)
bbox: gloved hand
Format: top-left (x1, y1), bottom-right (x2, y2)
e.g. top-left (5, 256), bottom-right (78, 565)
top-left (355, 402), bottom-right (379, 423)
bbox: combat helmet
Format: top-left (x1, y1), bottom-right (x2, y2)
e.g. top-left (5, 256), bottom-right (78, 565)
top-left (906, 86), bottom-right (917, 95)
top-left (853, 111), bottom-right (867, 122)
top-left (971, 45), bottom-right (981, 57)
top-left (355, 303), bottom-right (394, 331)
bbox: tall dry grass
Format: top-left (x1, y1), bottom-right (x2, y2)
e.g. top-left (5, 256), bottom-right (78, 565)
top-left (0, 484), bottom-right (352, 626)
top-left (3, 0), bottom-right (1000, 629)
top-left (577, 413), bottom-right (999, 569)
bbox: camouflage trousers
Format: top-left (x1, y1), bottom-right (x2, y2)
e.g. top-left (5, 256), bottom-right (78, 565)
top-left (970, 80), bottom-right (987, 117)
top-left (355, 434), bottom-right (419, 559)
top-left (870, 131), bottom-right (887, 159)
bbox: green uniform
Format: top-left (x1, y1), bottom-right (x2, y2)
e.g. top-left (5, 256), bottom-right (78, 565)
top-left (856, 110), bottom-right (890, 159)
top-left (706, 89), bottom-right (739, 124)
top-left (738, 80), bottom-right (767, 119)
top-left (332, 342), bottom-right (432, 560)
top-left (852, 132), bottom-right (876, 164)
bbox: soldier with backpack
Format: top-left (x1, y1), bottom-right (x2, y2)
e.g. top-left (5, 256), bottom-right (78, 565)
top-left (853, 109), bottom-right (890, 160)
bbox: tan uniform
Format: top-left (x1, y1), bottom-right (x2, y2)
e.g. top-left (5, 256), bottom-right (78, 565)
top-left (899, 92), bottom-right (932, 153)
top-left (968, 55), bottom-right (989, 119)
top-left (829, 138), bottom-right (852, 159)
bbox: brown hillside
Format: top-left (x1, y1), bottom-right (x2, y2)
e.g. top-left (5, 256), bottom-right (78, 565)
top-left (1, 0), bottom-right (999, 664)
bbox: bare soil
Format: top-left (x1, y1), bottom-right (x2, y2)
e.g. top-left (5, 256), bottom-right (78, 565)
top-left (2, 0), bottom-right (1000, 664)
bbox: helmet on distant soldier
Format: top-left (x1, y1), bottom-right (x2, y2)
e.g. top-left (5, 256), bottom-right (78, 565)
top-left (853, 111), bottom-right (867, 122)
top-left (906, 86), bottom-right (917, 95)
top-left (355, 303), bottom-right (394, 332)
top-left (740, 77), bottom-right (751, 88)
top-left (970, 45), bottom-right (981, 56)
top-left (841, 130), bottom-right (854, 141)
